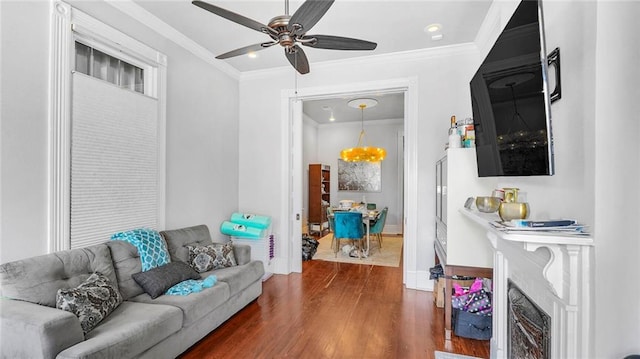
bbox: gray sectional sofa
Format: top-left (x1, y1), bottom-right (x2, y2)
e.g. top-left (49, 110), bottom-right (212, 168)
top-left (0, 224), bottom-right (264, 359)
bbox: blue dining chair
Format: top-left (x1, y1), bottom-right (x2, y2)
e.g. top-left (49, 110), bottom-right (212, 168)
top-left (326, 207), bottom-right (335, 239)
top-left (332, 211), bottom-right (365, 258)
top-left (369, 207), bottom-right (388, 251)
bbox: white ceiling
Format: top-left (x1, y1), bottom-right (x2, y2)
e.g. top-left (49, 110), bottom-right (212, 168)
top-left (131, 0), bottom-right (493, 123)
top-left (303, 92), bottom-right (405, 124)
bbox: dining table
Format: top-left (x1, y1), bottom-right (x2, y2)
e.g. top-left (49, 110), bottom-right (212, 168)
top-left (330, 208), bottom-right (379, 256)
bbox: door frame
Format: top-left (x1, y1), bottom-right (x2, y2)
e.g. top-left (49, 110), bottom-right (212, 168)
top-left (280, 77), bottom-right (420, 288)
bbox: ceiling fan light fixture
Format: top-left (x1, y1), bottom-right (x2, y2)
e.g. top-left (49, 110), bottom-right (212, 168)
top-left (340, 146), bottom-right (386, 162)
top-left (192, 0), bottom-right (377, 75)
top-left (340, 99), bottom-right (386, 162)
top-left (247, 51), bottom-right (258, 58)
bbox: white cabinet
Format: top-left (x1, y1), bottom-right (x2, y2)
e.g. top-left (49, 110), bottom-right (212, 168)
top-left (435, 148), bottom-right (494, 268)
top-left (232, 236), bottom-right (274, 281)
top-left (435, 148), bottom-right (496, 339)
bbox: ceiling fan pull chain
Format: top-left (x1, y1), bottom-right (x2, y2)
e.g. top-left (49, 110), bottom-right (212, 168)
top-left (294, 50), bottom-right (298, 96)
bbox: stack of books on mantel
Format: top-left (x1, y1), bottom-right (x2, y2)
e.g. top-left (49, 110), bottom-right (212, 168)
top-left (490, 219), bottom-right (590, 236)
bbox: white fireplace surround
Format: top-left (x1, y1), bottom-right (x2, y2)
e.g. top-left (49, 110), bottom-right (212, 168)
top-left (461, 209), bottom-right (594, 359)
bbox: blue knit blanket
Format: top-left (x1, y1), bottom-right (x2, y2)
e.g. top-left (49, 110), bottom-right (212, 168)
top-left (166, 275), bottom-right (217, 296)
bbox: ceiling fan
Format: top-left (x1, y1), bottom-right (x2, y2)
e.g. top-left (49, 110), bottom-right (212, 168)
top-left (192, 0), bottom-right (377, 74)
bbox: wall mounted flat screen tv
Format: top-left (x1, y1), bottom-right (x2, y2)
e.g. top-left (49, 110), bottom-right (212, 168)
top-left (470, 0), bottom-right (554, 177)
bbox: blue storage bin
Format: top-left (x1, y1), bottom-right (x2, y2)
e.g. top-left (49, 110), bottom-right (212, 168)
top-left (453, 309), bottom-right (492, 340)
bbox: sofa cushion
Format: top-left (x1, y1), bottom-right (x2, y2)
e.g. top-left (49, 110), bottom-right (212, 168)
top-left (204, 261), bottom-right (265, 297)
top-left (160, 224), bottom-right (213, 263)
top-left (56, 272), bottom-right (123, 334)
top-left (56, 301), bottom-right (182, 359)
top-left (0, 298), bottom-right (85, 359)
top-left (188, 242), bottom-right (237, 272)
top-left (132, 262), bottom-right (201, 299)
top-left (129, 281), bottom-right (231, 327)
top-left (231, 243), bottom-right (252, 266)
top-left (111, 228), bottom-right (171, 271)
top-left (106, 240), bottom-right (145, 300)
top-left (0, 244), bottom-right (116, 307)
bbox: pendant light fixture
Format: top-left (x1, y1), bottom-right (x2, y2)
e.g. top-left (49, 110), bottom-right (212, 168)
top-left (340, 98), bottom-right (386, 162)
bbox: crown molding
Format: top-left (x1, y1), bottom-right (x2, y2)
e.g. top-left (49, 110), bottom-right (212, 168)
top-left (240, 43), bottom-right (478, 82)
top-left (105, 0), bottom-right (240, 80)
top-left (473, 0), bottom-right (523, 61)
top-left (474, 0), bottom-right (503, 59)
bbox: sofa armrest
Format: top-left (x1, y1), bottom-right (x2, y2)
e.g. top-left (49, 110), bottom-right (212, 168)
top-left (0, 298), bottom-right (84, 359)
top-left (232, 244), bottom-right (252, 265)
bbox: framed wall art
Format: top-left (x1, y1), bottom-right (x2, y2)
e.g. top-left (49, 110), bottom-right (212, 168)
top-left (337, 159), bottom-right (381, 192)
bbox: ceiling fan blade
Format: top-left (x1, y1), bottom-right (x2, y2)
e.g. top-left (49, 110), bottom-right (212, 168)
top-left (285, 46), bottom-right (310, 75)
top-left (302, 35), bottom-right (377, 51)
top-left (192, 1), bottom-right (273, 35)
top-left (216, 42), bottom-right (275, 59)
top-left (289, 0), bottom-right (335, 34)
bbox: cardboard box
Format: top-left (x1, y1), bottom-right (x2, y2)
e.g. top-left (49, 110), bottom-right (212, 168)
top-left (434, 277), bottom-right (445, 308)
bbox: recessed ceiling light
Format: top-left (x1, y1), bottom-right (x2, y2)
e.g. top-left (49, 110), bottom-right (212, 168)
top-left (329, 114), bottom-right (336, 122)
top-left (425, 23), bottom-right (442, 33)
top-left (247, 52), bottom-right (257, 58)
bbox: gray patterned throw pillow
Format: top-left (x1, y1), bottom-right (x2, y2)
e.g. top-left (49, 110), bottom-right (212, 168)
top-left (187, 243), bottom-right (237, 272)
top-left (56, 272), bottom-right (123, 334)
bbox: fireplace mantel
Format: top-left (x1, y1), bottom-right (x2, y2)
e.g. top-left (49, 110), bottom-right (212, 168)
top-left (460, 209), bottom-right (593, 299)
top-left (460, 208), bottom-right (594, 359)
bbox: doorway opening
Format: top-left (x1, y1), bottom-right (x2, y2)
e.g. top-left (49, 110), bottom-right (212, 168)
top-left (282, 77), bottom-right (419, 288)
top-left (301, 93), bottom-right (404, 253)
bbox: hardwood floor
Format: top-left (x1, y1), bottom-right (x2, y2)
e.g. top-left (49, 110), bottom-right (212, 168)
top-left (179, 259), bottom-right (490, 359)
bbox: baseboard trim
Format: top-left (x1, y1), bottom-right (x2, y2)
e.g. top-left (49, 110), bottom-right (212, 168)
top-left (382, 225), bottom-right (402, 235)
top-left (416, 270), bottom-right (433, 291)
top-left (405, 269), bottom-right (433, 291)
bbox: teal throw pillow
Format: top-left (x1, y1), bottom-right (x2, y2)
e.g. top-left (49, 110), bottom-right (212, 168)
top-left (111, 228), bottom-right (170, 271)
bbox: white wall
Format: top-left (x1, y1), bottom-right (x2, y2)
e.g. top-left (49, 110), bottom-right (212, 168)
top-left (315, 119), bottom-right (404, 233)
top-left (480, 1), bottom-right (640, 357)
top-left (474, 0), bottom-right (597, 225)
top-left (239, 46), bottom-right (479, 279)
top-left (0, 1), bottom-right (240, 262)
top-left (1, 1), bottom-right (56, 262)
top-left (593, 2), bottom-right (640, 357)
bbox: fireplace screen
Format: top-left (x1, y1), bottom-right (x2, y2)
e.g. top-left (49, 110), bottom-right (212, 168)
top-left (508, 281), bottom-right (551, 359)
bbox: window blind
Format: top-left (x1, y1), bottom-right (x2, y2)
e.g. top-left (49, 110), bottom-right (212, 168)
top-left (70, 73), bottom-right (159, 248)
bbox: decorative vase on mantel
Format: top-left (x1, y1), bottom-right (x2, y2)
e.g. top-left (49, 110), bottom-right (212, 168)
top-left (498, 188), bottom-right (530, 221)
